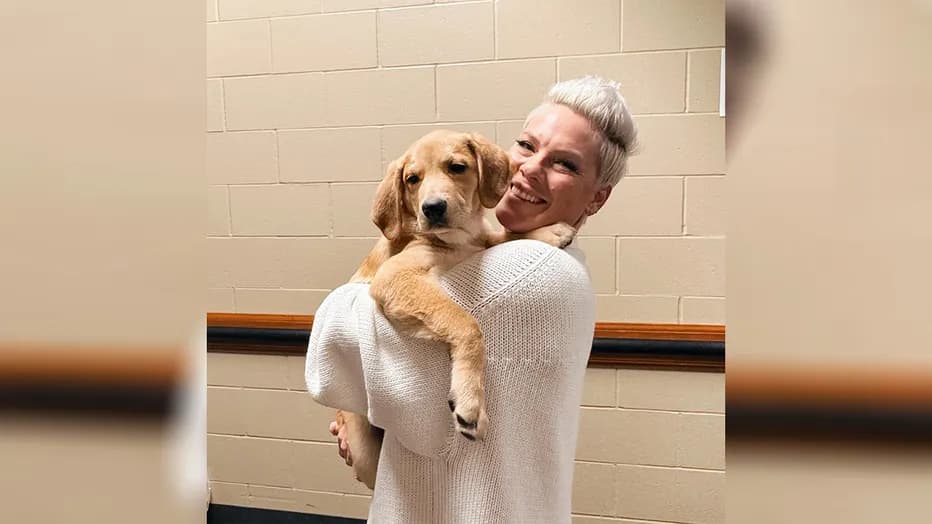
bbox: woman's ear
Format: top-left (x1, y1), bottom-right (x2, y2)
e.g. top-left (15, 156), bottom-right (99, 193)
top-left (371, 156), bottom-right (406, 240)
top-left (467, 133), bottom-right (511, 208)
top-left (585, 185), bottom-right (613, 216)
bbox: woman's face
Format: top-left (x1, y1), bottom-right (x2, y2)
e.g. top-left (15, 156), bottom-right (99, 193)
top-left (495, 103), bottom-right (612, 233)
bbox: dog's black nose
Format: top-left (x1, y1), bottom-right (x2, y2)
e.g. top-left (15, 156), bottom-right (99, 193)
top-left (421, 199), bottom-right (447, 223)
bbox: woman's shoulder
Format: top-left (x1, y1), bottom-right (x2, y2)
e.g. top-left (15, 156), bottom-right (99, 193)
top-left (485, 238), bottom-right (589, 276)
top-left (441, 238), bottom-right (593, 308)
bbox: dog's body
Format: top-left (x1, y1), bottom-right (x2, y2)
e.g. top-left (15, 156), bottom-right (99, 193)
top-left (336, 130), bottom-right (574, 489)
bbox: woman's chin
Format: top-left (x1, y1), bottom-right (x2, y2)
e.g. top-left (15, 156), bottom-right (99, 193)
top-left (495, 200), bottom-right (540, 233)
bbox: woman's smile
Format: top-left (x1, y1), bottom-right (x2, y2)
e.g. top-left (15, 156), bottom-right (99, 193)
top-left (508, 182), bottom-right (547, 205)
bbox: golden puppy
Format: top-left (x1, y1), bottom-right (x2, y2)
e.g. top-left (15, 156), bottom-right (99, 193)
top-left (338, 130), bottom-right (575, 489)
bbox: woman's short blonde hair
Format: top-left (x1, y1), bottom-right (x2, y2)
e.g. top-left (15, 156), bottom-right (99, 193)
top-left (539, 75), bottom-right (639, 187)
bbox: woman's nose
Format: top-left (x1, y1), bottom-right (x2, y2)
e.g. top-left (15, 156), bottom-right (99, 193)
top-left (519, 154), bottom-right (544, 180)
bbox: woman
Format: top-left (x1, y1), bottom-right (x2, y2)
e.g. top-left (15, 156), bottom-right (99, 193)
top-left (307, 76), bottom-right (638, 523)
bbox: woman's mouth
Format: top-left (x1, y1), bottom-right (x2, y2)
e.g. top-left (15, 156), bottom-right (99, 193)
top-left (510, 184), bottom-right (546, 205)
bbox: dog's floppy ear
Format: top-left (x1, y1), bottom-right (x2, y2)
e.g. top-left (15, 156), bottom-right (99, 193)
top-left (372, 156), bottom-right (407, 240)
top-left (467, 133), bottom-right (511, 208)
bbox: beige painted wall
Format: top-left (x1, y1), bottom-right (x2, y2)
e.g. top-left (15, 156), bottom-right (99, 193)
top-left (206, 0), bottom-right (725, 522)
top-left (208, 353), bottom-right (724, 522)
top-left (206, 0), bottom-right (726, 325)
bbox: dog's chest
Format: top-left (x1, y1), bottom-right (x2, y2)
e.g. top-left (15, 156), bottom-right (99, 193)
top-left (426, 243), bottom-right (484, 277)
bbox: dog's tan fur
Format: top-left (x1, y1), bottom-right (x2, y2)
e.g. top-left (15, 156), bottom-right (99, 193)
top-left (336, 130), bottom-right (575, 489)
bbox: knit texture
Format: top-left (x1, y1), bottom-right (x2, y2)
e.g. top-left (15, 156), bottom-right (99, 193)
top-left (306, 239), bottom-right (595, 523)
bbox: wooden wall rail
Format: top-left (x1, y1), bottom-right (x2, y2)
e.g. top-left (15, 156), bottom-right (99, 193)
top-left (207, 313), bottom-right (726, 372)
top-left (0, 345), bottom-right (182, 418)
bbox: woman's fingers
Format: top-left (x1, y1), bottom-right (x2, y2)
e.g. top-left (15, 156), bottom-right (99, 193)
top-left (330, 417), bottom-right (353, 467)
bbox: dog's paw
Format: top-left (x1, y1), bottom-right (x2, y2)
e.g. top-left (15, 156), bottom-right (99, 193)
top-left (447, 374), bottom-right (489, 441)
top-left (527, 222), bottom-right (576, 249)
top-left (447, 395), bottom-right (489, 441)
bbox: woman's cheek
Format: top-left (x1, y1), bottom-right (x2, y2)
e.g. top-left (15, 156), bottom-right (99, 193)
top-left (508, 156), bottom-right (520, 175)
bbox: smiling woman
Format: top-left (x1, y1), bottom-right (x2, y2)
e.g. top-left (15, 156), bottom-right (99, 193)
top-left (495, 78), bottom-right (638, 233)
top-left (307, 76), bottom-right (642, 524)
top-left (205, 1), bottom-right (729, 520)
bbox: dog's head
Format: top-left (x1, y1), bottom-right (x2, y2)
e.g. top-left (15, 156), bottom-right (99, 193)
top-left (372, 130), bottom-right (510, 241)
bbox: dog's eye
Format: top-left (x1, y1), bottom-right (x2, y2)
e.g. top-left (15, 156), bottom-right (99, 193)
top-left (449, 162), bottom-right (467, 174)
top-left (405, 174), bottom-right (421, 184)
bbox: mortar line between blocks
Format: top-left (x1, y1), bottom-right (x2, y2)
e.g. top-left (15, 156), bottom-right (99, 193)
top-left (613, 234), bottom-right (620, 295)
top-left (215, 2), bottom-right (492, 23)
top-left (219, 80), bottom-right (228, 131)
top-left (217, 112), bottom-right (713, 134)
top-left (327, 182), bottom-right (334, 238)
top-left (617, 0), bottom-right (623, 52)
top-left (572, 509), bottom-right (696, 524)
top-left (375, 7), bottom-right (381, 68)
top-left (226, 186), bottom-right (234, 237)
top-left (273, 130), bottom-right (281, 182)
top-left (267, 20), bottom-right (274, 73)
top-left (492, 0), bottom-right (498, 59)
top-left (684, 50), bottom-right (691, 112)
top-left (680, 176), bottom-right (687, 234)
top-left (573, 459), bottom-right (725, 474)
top-left (434, 66), bottom-right (439, 120)
top-left (582, 405), bottom-right (724, 415)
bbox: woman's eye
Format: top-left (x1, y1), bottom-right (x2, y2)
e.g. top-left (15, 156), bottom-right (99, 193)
top-left (449, 162), bottom-right (467, 174)
top-left (555, 160), bottom-right (579, 173)
top-left (515, 139), bottom-right (534, 151)
top-left (405, 174), bottom-right (421, 184)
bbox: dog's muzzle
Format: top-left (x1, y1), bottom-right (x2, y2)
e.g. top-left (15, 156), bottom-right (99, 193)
top-left (421, 198), bottom-right (448, 226)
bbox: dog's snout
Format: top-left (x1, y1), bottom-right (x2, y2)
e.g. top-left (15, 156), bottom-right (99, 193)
top-left (421, 199), bottom-right (448, 223)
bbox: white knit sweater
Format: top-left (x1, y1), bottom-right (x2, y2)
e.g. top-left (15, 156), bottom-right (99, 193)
top-left (305, 239), bottom-right (595, 523)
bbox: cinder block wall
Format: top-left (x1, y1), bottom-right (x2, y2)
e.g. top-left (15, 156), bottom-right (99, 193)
top-left (208, 354), bottom-right (724, 523)
top-left (207, 1), bottom-right (725, 522)
top-left (207, 0), bottom-right (726, 324)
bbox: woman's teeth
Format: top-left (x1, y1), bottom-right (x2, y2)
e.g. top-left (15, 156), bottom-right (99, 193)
top-left (512, 185), bottom-right (545, 204)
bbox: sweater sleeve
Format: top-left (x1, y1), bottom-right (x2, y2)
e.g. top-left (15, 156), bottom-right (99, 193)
top-left (305, 280), bottom-right (457, 457)
top-left (305, 239), bottom-right (593, 458)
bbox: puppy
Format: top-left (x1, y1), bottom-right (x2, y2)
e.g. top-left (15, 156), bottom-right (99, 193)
top-left (337, 130), bottom-right (575, 489)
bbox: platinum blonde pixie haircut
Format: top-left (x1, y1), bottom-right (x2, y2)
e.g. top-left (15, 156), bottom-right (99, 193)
top-left (538, 75), bottom-right (638, 187)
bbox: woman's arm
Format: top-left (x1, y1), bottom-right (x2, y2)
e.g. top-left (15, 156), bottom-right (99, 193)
top-left (305, 239), bottom-right (593, 457)
top-left (304, 282), bottom-right (373, 416)
top-left (306, 279), bottom-right (455, 457)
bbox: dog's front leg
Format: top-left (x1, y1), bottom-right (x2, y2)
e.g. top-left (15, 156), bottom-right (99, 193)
top-left (370, 258), bottom-right (489, 441)
top-left (486, 222), bottom-right (577, 249)
top-left (350, 237), bottom-right (396, 284)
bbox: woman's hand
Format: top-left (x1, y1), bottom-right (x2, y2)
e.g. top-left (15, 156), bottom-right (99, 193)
top-left (329, 417), bottom-right (353, 466)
